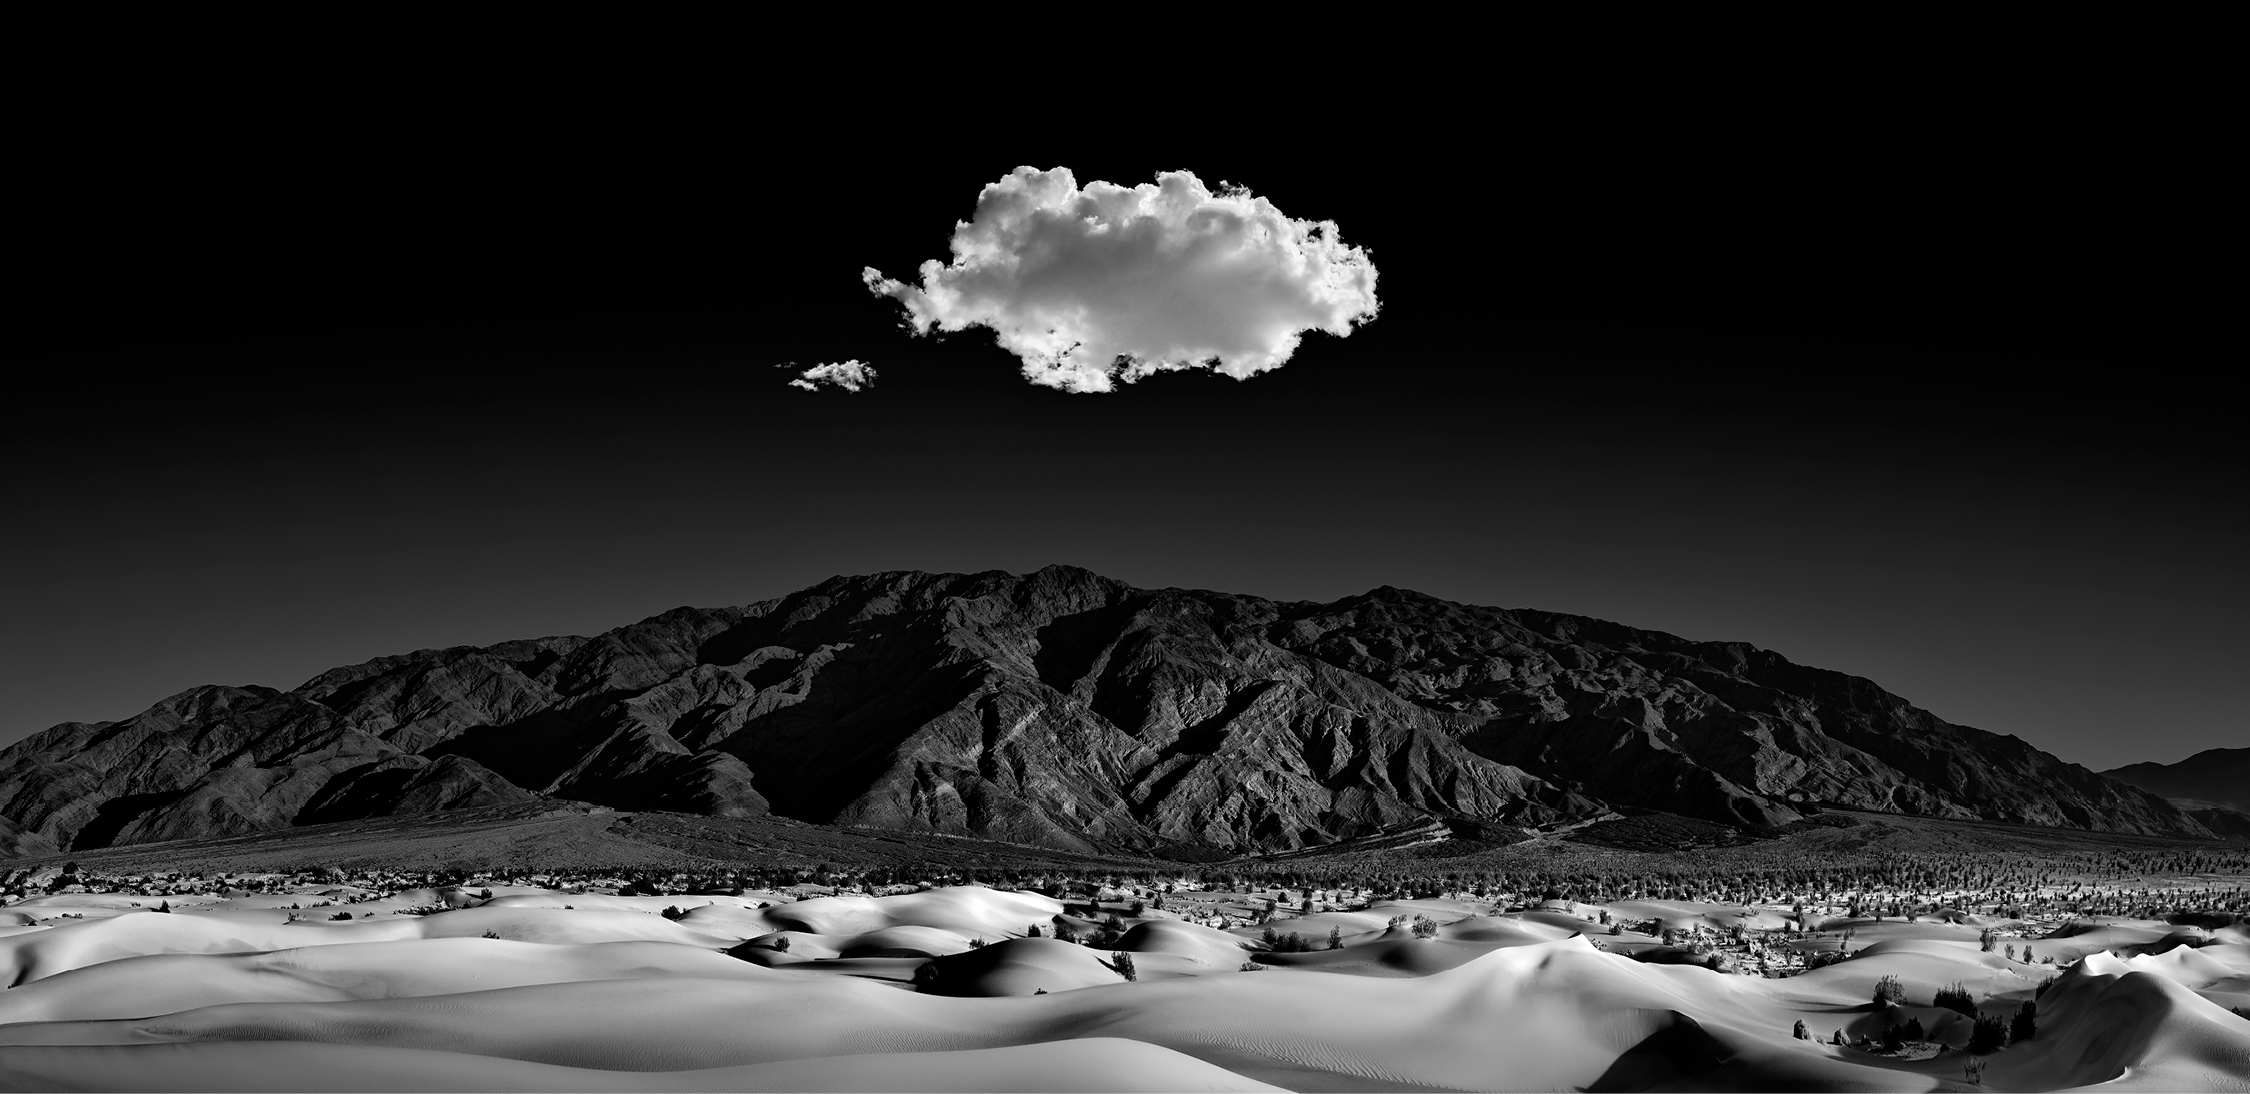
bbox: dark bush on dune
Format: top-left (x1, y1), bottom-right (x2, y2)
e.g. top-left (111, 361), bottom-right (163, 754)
top-left (1872, 974), bottom-right (1906, 1007)
top-left (1969, 1013), bottom-right (2010, 1053)
top-left (1934, 982), bottom-right (1978, 1016)
top-left (2011, 1001), bottom-right (2038, 1044)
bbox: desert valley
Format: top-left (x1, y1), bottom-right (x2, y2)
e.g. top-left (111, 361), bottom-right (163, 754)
top-left (0, 569), bottom-right (2246, 1091)
top-left (0, 841), bottom-right (2245, 1091)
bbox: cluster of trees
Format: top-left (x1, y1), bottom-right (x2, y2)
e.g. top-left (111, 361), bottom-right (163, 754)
top-left (16, 840), bottom-right (2242, 926)
top-left (1855, 980), bottom-right (2036, 1056)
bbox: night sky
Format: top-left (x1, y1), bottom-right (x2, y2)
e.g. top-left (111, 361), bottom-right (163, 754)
top-left (10, 57), bottom-right (2236, 773)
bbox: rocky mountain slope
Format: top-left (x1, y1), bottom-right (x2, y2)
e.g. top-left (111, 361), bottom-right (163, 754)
top-left (0, 566), bottom-right (2210, 856)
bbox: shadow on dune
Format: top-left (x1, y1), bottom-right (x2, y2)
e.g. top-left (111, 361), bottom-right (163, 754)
top-left (1581, 1012), bottom-right (1731, 1092)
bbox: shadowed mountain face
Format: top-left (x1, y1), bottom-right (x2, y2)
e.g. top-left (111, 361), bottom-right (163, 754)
top-left (0, 566), bottom-right (2209, 856)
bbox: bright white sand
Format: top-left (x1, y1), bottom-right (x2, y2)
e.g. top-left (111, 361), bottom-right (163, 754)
top-left (0, 883), bottom-right (2243, 1091)
top-left (0, 1036), bottom-right (1284, 1092)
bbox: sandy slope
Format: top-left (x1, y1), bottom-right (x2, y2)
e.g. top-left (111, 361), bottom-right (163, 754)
top-left (0, 1037), bottom-right (1283, 1092)
top-left (0, 907), bottom-right (737, 988)
top-left (0, 938), bottom-right (778, 1024)
top-left (1, 884), bottom-right (2245, 1091)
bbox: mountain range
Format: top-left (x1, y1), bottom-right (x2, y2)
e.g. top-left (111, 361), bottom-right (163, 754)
top-left (0, 565), bottom-right (2214, 858)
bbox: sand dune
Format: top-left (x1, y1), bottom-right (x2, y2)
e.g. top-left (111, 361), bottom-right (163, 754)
top-left (1, 884), bottom-right (2245, 1091)
top-left (0, 904), bottom-right (738, 987)
top-left (0, 1036), bottom-right (1283, 1092)
top-left (0, 938), bottom-right (778, 1024)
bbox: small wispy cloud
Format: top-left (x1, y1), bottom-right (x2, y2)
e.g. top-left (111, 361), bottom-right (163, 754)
top-left (783, 360), bottom-right (877, 393)
top-left (863, 167), bottom-right (1379, 393)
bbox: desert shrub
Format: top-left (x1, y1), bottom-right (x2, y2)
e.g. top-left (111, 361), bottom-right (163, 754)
top-left (1260, 926), bottom-right (1279, 947)
top-left (155, 901), bottom-right (170, 913)
top-left (482, 930), bottom-right (502, 939)
top-left (2011, 1001), bottom-right (2037, 1043)
top-left (1026, 923), bottom-right (1041, 937)
top-left (1327, 926), bottom-right (1343, 950)
top-left (1873, 974), bottom-right (1906, 1006)
top-left (1969, 1013), bottom-right (2009, 1053)
top-left (969, 936), bottom-right (986, 948)
top-left (661, 905), bottom-right (687, 921)
top-left (1934, 982), bottom-right (1978, 1016)
top-left (912, 961), bottom-right (941, 989)
top-left (2005, 943), bottom-right (2016, 960)
top-left (1411, 915), bottom-right (1440, 939)
top-left (1880, 1024), bottom-right (1906, 1052)
top-left (1128, 900), bottom-right (1145, 916)
top-left (1239, 961), bottom-right (1262, 972)
top-left (1963, 1057), bottom-right (1986, 1084)
top-left (1979, 929), bottom-right (1998, 952)
top-left (772, 935), bottom-right (790, 952)
top-left (330, 911), bottom-right (353, 920)
top-left (1904, 1017), bottom-right (1926, 1041)
top-left (1112, 952), bottom-right (1136, 981)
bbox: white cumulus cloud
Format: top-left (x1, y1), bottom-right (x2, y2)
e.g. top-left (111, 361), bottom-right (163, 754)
top-left (862, 166), bottom-right (1379, 393)
top-left (784, 360), bottom-right (877, 392)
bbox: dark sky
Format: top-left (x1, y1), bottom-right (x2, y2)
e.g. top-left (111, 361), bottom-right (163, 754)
top-left (9, 57), bottom-right (2237, 772)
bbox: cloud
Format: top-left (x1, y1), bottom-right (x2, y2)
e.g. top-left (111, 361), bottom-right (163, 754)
top-left (862, 166), bottom-right (1379, 393)
top-left (784, 360), bottom-right (877, 392)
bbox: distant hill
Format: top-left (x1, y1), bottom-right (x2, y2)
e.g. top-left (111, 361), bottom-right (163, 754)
top-left (0, 565), bottom-right (2211, 857)
top-left (2103, 747), bottom-right (2250, 825)
top-left (2102, 747), bottom-right (2250, 813)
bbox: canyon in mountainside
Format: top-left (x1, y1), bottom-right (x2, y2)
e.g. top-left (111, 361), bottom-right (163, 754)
top-left (0, 565), bottom-right (2212, 858)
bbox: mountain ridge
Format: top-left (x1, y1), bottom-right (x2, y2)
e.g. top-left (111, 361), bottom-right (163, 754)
top-left (0, 565), bottom-right (2209, 857)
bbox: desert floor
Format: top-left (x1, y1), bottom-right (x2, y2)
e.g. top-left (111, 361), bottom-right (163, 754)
top-left (1, 880), bottom-right (2247, 1091)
